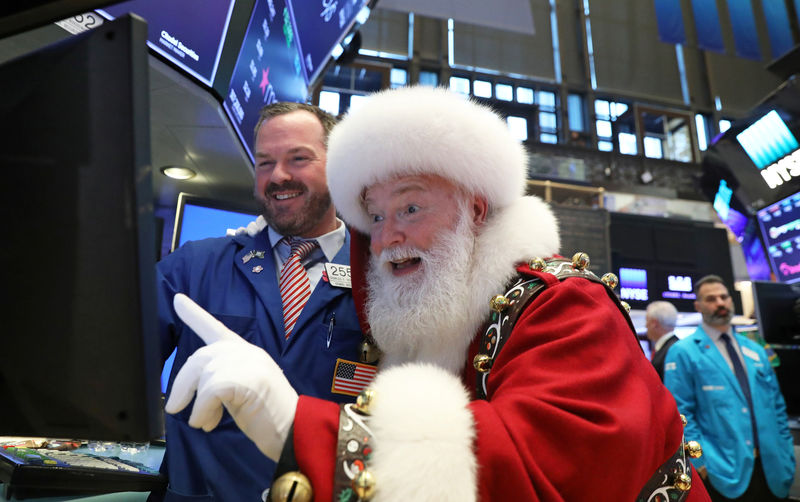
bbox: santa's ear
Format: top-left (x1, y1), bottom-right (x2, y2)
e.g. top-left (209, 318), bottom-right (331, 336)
top-left (471, 195), bottom-right (488, 227)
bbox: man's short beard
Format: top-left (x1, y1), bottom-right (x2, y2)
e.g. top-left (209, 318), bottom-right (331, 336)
top-left (365, 206), bottom-right (478, 372)
top-left (703, 307), bottom-right (733, 326)
top-left (257, 183), bottom-right (333, 236)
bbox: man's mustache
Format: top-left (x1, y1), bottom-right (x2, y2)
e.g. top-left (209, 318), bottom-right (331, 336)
top-left (265, 181), bottom-right (306, 196)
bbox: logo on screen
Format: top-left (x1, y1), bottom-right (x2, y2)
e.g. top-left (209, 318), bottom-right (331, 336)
top-left (619, 267), bottom-right (648, 301)
top-left (737, 110), bottom-right (799, 168)
top-left (321, 0), bottom-right (337, 22)
top-left (736, 110), bottom-right (800, 190)
top-left (668, 275), bottom-right (692, 292)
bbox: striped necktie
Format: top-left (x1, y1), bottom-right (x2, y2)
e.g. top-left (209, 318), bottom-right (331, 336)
top-left (279, 238), bottom-right (319, 339)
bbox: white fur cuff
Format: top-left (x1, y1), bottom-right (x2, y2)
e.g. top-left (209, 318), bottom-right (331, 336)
top-left (368, 363), bottom-right (477, 502)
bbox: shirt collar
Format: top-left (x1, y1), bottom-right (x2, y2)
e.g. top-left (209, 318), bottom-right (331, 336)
top-left (653, 332), bottom-right (675, 352)
top-left (267, 218), bottom-right (346, 262)
top-left (702, 322), bottom-right (732, 342)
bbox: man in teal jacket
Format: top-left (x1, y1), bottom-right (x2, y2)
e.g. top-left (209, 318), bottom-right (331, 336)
top-left (664, 275), bottom-right (795, 501)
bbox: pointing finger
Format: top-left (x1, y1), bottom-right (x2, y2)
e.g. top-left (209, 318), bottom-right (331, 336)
top-left (173, 293), bottom-right (239, 345)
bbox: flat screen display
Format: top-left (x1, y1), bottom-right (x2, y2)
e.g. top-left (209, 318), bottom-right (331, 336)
top-left (752, 280), bottom-right (800, 345)
top-left (223, 0), bottom-right (308, 164)
top-left (0, 14), bottom-right (163, 441)
top-left (290, 0), bottom-right (368, 85)
top-left (98, 0), bottom-right (235, 87)
top-left (736, 110), bottom-right (799, 169)
top-left (757, 191), bottom-right (800, 283)
top-left (171, 193), bottom-right (259, 252)
top-left (618, 266), bottom-right (703, 312)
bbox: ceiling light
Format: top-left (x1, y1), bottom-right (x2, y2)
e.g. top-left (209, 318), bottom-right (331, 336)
top-left (160, 166), bottom-right (196, 180)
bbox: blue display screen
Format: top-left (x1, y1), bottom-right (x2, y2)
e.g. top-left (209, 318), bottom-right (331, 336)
top-left (736, 110), bottom-right (799, 169)
top-left (223, 0), bottom-right (308, 163)
top-left (176, 203), bottom-right (258, 250)
top-left (97, 0), bottom-right (235, 87)
top-left (757, 191), bottom-right (800, 283)
top-left (290, 0), bottom-right (367, 85)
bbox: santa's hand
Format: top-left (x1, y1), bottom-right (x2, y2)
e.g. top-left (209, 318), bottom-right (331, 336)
top-left (164, 293), bottom-right (297, 461)
top-left (226, 215), bottom-right (267, 237)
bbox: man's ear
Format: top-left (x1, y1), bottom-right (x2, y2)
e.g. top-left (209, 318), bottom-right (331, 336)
top-left (472, 195), bottom-right (488, 226)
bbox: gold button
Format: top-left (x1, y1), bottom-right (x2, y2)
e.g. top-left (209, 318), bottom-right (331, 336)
top-left (473, 354), bottom-right (493, 373)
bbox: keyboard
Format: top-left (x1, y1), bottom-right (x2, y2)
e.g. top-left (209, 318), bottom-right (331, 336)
top-left (0, 447), bottom-right (166, 499)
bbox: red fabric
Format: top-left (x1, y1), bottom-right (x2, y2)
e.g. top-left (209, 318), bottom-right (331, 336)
top-left (294, 396), bottom-right (340, 502)
top-left (293, 246), bottom-right (712, 501)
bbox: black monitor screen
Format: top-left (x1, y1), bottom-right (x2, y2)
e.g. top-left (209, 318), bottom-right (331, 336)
top-left (223, 0), bottom-right (308, 164)
top-left (752, 281), bottom-right (800, 345)
top-left (0, 15), bottom-right (163, 441)
top-left (756, 191), bottom-right (800, 283)
top-left (98, 0), bottom-right (236, 87)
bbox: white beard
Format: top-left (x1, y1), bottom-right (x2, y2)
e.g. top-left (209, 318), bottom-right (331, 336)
top-left (365, 196), bottom-right (562, 376)
top-left (366, 211), bottom-right (484, 374)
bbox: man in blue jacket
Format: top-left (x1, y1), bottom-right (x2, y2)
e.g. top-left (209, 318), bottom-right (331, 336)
top-left (664, 275), bottom-right (795, 501)
top-left (151, 103), bottom-right (366, 501)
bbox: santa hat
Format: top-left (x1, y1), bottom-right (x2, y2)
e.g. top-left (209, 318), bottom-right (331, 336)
top-left (326, 85), bottom-right (528, 233)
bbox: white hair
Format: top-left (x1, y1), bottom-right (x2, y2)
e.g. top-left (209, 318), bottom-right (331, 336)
top-left (646, 301), bottom-right (678, 330)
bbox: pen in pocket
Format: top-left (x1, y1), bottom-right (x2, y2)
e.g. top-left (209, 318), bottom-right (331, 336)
top-left (327, 313), bottom-right (336, 348)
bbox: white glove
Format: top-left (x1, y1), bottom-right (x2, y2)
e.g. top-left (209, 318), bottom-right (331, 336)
top-left (226, 215), bottom-right (267, 237)
top-left (164, 293), bottom-right (298, 461)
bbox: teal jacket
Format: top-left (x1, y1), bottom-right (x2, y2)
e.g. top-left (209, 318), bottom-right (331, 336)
top-left (664, 326), bottom-right (795, 499)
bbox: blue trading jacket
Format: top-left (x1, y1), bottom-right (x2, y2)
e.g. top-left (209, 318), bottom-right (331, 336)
top-left (153, 228), bottom-right (362, 502)
top-left (664, 326), bottom-right (795, 499)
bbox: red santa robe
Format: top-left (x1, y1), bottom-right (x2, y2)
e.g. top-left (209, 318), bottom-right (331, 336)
top-left (288, 196), bottom-right (710, 502)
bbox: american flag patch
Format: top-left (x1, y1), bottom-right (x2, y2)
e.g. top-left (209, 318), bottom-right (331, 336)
top-left (331, 358), bottom-right (377, 396)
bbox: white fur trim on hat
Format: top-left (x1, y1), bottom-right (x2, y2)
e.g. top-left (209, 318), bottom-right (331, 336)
top-left (368, 363), bottom-right (477, 502)
top-left (327, 86), bottom-right (528, 233)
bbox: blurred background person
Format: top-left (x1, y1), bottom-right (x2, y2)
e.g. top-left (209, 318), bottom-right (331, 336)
top-left (646, 300), bottom-right (679, 380)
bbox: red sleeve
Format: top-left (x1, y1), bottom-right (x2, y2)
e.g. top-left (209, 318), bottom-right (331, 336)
top-left (293, 396), bottom-right (340, 502)
top-left (469, 277), bottom-right (688, 500)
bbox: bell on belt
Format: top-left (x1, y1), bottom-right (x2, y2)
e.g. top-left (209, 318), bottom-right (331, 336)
top-left (600, 272), bottom-right (618, 289)
top-left (353, 388), bottom-right (375, 415)
top-left (359, 339), bottom-right (382, 364)
top-left (620, 301), bottom-right (631, 313)
top-left (473, 354), bottom-right (493, 373)
top-left (673, 472), bottom-right (691, 492)
top-left (685, 440), bottom-right (703, 458)
top-left (352, 469), bottom-right (376, 500)
top-left (489, 294), bottom-right (510, 313)
top-left (529, 257), bottom-right (547, 271)
top-left (270, 471), bottom-right (313, 502)
top-left (680, 414), bottom-right (687, 426)
top-left (571, 252), bottom-right (590, 270)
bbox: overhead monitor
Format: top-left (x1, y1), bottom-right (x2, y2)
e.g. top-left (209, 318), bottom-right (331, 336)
top-left (290, 0), bottom-right (369, 86)
top-left (756, 191), bottom-right (800, 283)
top-left (702, 78), bottom-right (800, 210)
top-left (0, 15), bottom-right (162, 441)
top-left (736, 110), bottom-right (799, 169)
top-left (97, 0), bottom-right (236, 87)
top-left (223, 0), bottom-right (308, 164)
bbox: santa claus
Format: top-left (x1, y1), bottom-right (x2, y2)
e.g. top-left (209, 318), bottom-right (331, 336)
top-left (166, 86), bottom-right (709, 502)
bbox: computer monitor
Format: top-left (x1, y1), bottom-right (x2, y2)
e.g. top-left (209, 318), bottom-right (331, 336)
top-left (170, 192), bottom-right (259, 252)
top-left (752, 281), bottom-right (800, 345)
top-left (0, 15), bottom-right (163, 441)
